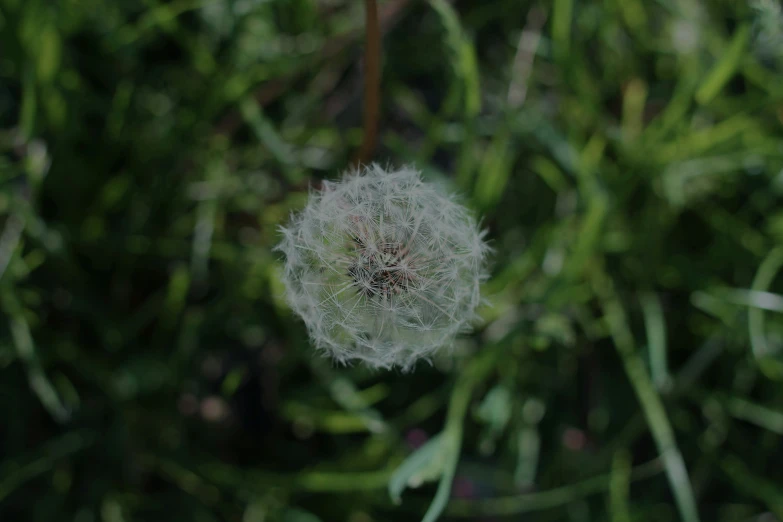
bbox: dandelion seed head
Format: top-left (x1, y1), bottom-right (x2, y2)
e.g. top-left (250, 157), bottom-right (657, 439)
top-left (276, 164), bottom-right (490, 371)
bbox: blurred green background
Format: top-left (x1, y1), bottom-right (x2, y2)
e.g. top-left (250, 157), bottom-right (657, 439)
top-left (2, 0), bottom-right (783, 521)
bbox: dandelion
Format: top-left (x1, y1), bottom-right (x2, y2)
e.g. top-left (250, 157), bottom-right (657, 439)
top-left (276, 164), bottom-right (490, 371)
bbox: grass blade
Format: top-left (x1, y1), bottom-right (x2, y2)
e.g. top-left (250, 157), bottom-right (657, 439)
top-left (640, 292), bottom-right (670, 391)
top-left (595, 274), bottom-right (700, 522)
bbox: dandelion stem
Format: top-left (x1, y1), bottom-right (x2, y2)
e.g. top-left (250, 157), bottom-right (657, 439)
top-left (354, 0), bottom-right (381, 166)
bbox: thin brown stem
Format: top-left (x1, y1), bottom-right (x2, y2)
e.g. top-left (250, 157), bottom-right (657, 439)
top-left (353, 0), bottom-right (381, 167)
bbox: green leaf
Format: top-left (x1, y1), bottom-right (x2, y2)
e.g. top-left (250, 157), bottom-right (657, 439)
top-left (388, 433), bottom-right (446, 505)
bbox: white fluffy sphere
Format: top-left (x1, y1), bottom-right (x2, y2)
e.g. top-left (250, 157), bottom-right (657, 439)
top-left (276, 164), bottom-right (489, 370)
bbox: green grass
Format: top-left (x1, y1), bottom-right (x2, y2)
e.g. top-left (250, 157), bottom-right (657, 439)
top-left (2, 0), bottom-right (783, 521)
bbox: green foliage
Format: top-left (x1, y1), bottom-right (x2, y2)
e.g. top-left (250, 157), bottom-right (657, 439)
top-left (1, 0), bottom-right (783, 521)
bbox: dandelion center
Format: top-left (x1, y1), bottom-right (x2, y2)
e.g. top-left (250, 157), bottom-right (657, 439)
top-left (347, 237), bottom-right (415, 299)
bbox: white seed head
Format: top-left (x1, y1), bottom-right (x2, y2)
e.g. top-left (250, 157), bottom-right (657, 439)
top-left (276, 164), bottom-right (490, 371)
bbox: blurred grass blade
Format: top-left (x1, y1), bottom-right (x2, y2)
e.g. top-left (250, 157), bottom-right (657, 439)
top-left (616, 0), bottom-right (648, 37)
top-left (748, 248), bottom-right (783, 361)
top-left (662, 154), bottom-right (766, 207)
top-left (595, 275), bottom-right (700, 522)
top-left (0, 214), bottom-right (24, 281)
top-left (724, 395), bottom-right (783, 435)
top-left (514, 426), bottom-right (540, 488)
top-left (35, 23), bottom-right (61, 84)
top-left (283, 508), bottom-right (323, 522)
top-left (474, 129), bottom-right (512, 210)
top-left (191, 158), bottom-right (227, 281)
top-left (507, 7), bottom-right (546, 108)
top-left (609, 450), bottom-right (632, 522)
top-left (281, 403), bottom-right (383, 434)
top-left (0, 432), bottom-right (93, 502)
top-left (429, 0), bottom-right (481, 118)
top-left (695, 24), bottom-right (750, 105)
top-left (312, 360), bottom-right (388, 433)
top-left (163, 264), bottom-right (191, 328)
top-left (720, 454), bottom-right (783, 518)
top-left (715, 288), bottom-right (783, 312)
top-left (240, 96), bottom-right (293, 165)
top-left (531, 156), bottom-right (569, 193)
top-left (552, 0), bottom-right (573, 63)
top-left (564, 192), bottom-right (608, 279)
top-left (459, 39), bottom-right (481, 118)
top-left (654, 114), bottom-right (759, 164)
top-left (10, 316), bottom-right (70, 423)
top-left (621, 78), bottom-right (647, 142)
top-left (448, 458), bottom-right (663, 516)
top-left (514, 400), bottom-right (544, 488)
top-left (640, 292), bottom-right (669, 391)
top-left (644, 67), bottom-right (700, 141)
top-left (289, 469), bottom-right (393, 492)
top-left (672, 335), bottom-right (723, 394)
